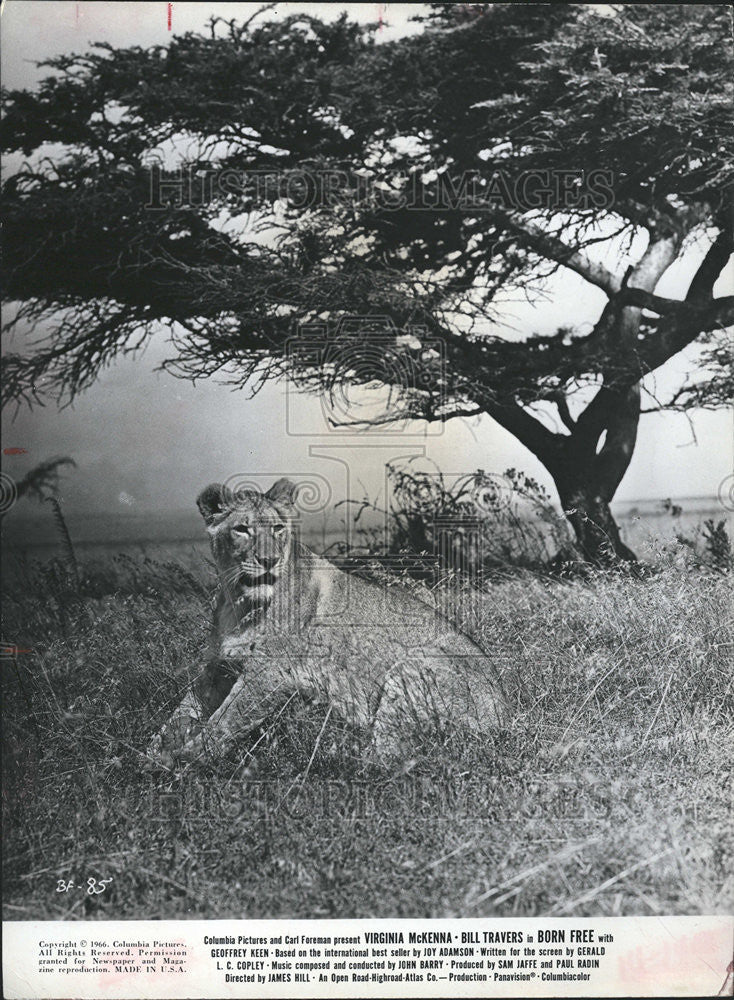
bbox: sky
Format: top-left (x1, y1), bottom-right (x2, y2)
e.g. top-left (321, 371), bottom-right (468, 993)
top-left (1, 1), bottom-right (732, 519)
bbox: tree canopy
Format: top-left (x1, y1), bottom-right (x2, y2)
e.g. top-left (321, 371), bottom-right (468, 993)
top-left (3, 2), bottom-right (733, 561)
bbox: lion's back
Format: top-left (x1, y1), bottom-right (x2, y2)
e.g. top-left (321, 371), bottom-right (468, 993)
top-left (312, 555), bottom-right (484, 651)
top-left (307, 555), bottom-right (508, 727)
top-left (214, 547), bottom-right (508, 733)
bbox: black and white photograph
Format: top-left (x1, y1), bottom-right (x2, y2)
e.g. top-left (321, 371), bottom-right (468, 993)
top-left (2, 2), bottom-right (733, 997)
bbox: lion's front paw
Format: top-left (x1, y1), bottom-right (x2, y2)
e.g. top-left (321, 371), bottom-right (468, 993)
top-left (145, 720), bottom-right (198, 770)
top-left (175, 727), bottom-right (227, 765)
top-left (167, 712), bottom-right (204, 747)
top-left (147, 698), bottom-right (206, 762)
top-left (144, 733), bottom-right (176, 772)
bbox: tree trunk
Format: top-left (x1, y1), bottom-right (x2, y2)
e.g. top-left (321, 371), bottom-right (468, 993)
top-left (556, 482), bottom-right (637, 565)
top-left (550, 384), bottom-right (642, 566)
top-left (487, 384), bottom-right (642, 566)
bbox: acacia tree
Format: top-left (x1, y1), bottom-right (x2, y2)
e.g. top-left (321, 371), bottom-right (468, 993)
top-left (3, 3), bottom-right (733, 563)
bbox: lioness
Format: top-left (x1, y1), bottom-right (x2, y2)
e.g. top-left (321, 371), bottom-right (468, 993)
top-left (149, 478), bottom-right (508, 764)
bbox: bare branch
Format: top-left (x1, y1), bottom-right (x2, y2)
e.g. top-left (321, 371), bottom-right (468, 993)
top-left (493, 211), bottom-right (623, 297)
top-left (553, 393), bottom-right (576, 432)
top-left (638, 296), bottom-right (734, 372)
top-left (685, 227), bottom-right (734, 303)
top-left (482, 397), bottom-right (562, 465)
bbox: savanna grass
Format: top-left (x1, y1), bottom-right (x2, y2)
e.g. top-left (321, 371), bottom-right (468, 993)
top-left (2, 550), bottom-right (732, 919)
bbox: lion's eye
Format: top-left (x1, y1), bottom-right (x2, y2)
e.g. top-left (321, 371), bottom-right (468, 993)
top-left (232, 524), bottom-right (251, 536)
top-left (272, 524), bottom-right (286, 536)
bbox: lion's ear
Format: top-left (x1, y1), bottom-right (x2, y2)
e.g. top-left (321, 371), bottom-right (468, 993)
top-left (197, 483), bottom-right (228, 524)
top-left (265, 478), bottom-right (298, 507)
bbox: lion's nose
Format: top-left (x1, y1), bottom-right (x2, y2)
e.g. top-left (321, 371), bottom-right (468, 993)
top-left (258, 555), bottom-right (279, 571)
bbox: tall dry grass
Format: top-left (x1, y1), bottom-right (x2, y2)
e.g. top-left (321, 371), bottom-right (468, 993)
top-left (2, 540), bottom-right (731, 920)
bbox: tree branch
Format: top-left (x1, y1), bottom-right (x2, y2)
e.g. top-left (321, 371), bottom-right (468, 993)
top-left (592, 384), bottom-right (641, 500)
top-left (685, 227), bottom-right (733, 303)
top-left (483, 397), bottom-right (561, 465)
top-left (619, 288), bottom-right (695, 314)
top-left (626, 235), bottom-right (680, 293)
top-left (573, 384), bottom-right (625, 452)
top-left (491, 211), bottom-right (623, 297)
top-left (572, 292), bottom-right (733, 444)
top-left (553, 392), bottom-right (576, 432)
top-left (639, 296), bottom-right (734, 372)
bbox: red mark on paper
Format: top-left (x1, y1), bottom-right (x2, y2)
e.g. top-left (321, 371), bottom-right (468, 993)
top-left (377, 3), bottom-right (384, 31)
top-left (167, 3), bottom-right (172, 31)
top-left (3, 448), bottom-right (28, 456)
top-left (621, 928), bottom-right (732, 996)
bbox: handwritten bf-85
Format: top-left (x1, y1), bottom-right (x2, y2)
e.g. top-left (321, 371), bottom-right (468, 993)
top-left (56, 877), bottom-right (113, 895)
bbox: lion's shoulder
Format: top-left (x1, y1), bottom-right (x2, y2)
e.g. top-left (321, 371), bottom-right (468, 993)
top-left (299, 551), bottom-right (441, 630)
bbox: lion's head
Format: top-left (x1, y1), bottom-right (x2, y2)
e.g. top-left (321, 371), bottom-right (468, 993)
top-left (197, 478), bottom-right (298, 602)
